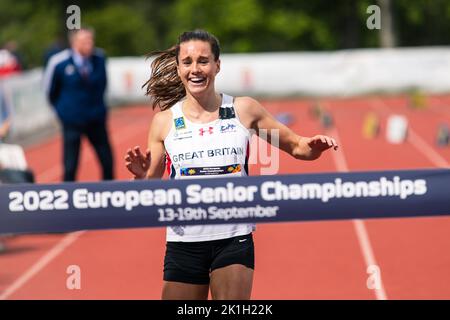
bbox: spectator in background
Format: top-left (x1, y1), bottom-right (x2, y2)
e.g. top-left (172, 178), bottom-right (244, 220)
top-left (3, 41), bottom-right (25, 71)
top-left (44, 27), bottom-right (114, 182)
top-left (43, 36), bottom-right (67, 68)
top-left (0, 42), bottom-right (21, 78)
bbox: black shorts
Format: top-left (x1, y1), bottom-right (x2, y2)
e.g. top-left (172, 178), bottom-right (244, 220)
top-left (163, 233), bottom-right (255, 285)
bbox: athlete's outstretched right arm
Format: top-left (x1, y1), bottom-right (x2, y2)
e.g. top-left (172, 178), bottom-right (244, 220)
top-left (125, 111), bottom-right (170, 179)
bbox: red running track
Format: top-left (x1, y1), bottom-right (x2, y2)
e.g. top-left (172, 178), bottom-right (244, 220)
top-left (0, 96), bottom-right (449, 299)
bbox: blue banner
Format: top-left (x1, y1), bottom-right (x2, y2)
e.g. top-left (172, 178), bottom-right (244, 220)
top-left (0, 169), bottom-right (449, 234)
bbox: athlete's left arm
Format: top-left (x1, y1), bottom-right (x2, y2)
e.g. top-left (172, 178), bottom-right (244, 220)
top-left (235, 97), bottom-right (338, 161)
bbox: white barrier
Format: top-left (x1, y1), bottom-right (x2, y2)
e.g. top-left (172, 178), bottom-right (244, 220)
top-left (216, 47), bottom-right (450, 97)
top-left (105, 56), bottom-right (149, 104)
top-left (0, 69), bottom-right (58, 142)
top-left (1, 47), bottom-right (450, 142)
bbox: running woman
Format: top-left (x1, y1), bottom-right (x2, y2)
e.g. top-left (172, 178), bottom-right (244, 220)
top-left (125, 29), bottom-right (338, 300)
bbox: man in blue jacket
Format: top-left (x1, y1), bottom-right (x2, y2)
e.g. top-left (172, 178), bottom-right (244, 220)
top-left (44, 27), bottom-right (114, 181)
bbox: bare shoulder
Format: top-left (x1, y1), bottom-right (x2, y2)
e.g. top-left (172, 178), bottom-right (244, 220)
top-left (234, 96), bottom-right (266, 128)
top-left (152, 108), bottom-right (172, 123)
top-left (149, 108), bottom-right (173, 140)
top-left (234, 96), bottom-right (262, 111)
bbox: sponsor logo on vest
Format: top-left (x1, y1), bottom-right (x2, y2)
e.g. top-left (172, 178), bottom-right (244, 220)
top-left (220, 123), bottom-right (236, 133)
top-left (174, 117), bottom-right (186, 130)
top-left (173, 130), bottom-right (193, 141)
top-left (180, 164), bottom-right (241, 176)
top-left (199, 126), bottom-right (214, 136)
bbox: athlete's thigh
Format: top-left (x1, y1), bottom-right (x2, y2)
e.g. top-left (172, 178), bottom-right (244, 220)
top-left (162, 240), bottom-right (212, 300)
top-left (209, 264), bottom-right (253, 300)
top-left (209, 233), bottom-right (255, 300)
top-left (162, 281), bottom-right (209, 300)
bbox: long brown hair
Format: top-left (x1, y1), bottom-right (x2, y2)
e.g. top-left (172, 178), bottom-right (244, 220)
top-left (143, 30), bottom-right (220, 111)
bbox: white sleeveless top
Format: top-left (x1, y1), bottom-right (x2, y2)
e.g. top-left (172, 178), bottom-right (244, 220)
top-left (164, 93), bottom-right (255, 242)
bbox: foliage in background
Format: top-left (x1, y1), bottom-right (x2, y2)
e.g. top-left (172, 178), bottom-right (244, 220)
top-left (1, 0), bottom-right (449, 68)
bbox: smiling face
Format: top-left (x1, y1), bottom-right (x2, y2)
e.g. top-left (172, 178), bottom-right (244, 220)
top-left (177, 40), bottom-right (220, 97)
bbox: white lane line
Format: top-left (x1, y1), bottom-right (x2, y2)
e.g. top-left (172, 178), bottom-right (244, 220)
top-left (328, 127), bottom-right (388, 300)
top-left (408, 130), bottom-right (449, 168)
top-left (1, 110), bottom-right (151, 299)
top-left (0, 231), bottom-right (85, 300)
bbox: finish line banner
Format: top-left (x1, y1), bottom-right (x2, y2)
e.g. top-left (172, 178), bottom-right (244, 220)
top-left (0, 169), bottom-right (449, 234)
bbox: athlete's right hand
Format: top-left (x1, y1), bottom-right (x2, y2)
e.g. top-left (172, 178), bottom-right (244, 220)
top-left (125, 146), bottom-right (151, 179)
